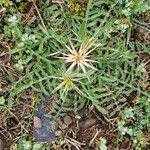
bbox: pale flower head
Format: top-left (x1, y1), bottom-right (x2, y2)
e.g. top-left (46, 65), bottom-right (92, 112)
top-left (51, 75), bottom-right (83, 96)
top-left (60, 38), bottom-right (98, 74)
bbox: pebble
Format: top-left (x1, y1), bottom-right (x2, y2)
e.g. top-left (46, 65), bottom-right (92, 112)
top-left (79, 118), bottom-right (97, 129)
top-left (63, 115), bottom-right (72, 126)
top-left (55, 130), bottom-right (62, 137)
top-left (33, 116), bottom-right (42, 128)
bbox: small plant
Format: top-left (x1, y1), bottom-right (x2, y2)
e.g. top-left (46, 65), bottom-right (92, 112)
top-left (0, 97), bottom-right (8, 112)
top-left (117, 96), bottom-right (150, 149)
top-left (114, 17), bottom-right (132, 32)
top-left (0, 0), bottom-right (31, 12)
top-left (0, 0), bottom-right (12, 7)
top-left (117, 0), bottom-right (150, 16)
top-left (97, 137), bottom-right (107, 150)
top-left (0, 96), bottom-right (5, 105)
top-left (68, 0), bottom-right (87, 17)
top-left (12, 136), bottom-right (46, 150)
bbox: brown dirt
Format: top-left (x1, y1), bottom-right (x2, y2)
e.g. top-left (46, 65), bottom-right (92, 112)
top-left (51, 104), bottom-right (132, 150)
top-left (0, 43), bottom-right (33, 149)
top-left (0, 99), bottom-right (33, 149)
top-left (0, 43), bottom-right (18, 97)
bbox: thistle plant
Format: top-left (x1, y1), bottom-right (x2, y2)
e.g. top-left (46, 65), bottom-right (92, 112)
top-left (2, 0), bottom-right (150, 117)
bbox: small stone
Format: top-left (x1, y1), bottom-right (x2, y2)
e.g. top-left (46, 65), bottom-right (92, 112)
top-left (34, 116), bottom-right (42, 128)
top-left (79, 118), bottom-right (96, 129)
top-left (55, 130), bottom-right (62, 137)
top-left (142, 82), bottom-right (149, 90)
top-left (0, 139), bottom-right (4, 150)
top-left (63, 115), bottom-right (72, 126)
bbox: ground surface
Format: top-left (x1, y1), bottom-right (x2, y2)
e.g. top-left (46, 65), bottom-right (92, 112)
top-left (0, 0), bottom-right (150, 150)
